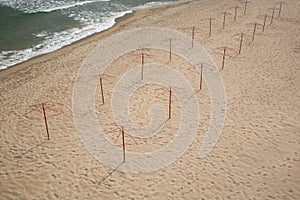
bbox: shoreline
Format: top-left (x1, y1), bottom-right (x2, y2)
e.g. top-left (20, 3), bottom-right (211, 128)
top-left (114, 11), bottom-right (135, 24)
top-left (0, 0), bottom-right (184, 77)
top-left (0, 10), bottom-right (136, 77)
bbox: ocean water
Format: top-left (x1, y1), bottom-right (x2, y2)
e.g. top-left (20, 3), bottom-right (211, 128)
top-left (0, 0), bottom-right (176, 70)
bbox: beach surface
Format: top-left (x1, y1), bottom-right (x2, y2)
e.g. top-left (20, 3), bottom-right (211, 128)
top-left (1, 0), bottom-right (299, 199)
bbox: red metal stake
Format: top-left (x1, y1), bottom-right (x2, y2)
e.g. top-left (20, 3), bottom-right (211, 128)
top-left (169, 38), bottom-right (172, 62)
top-left (270, 7), bottom-right (275, 25)
top-left (223, 11), bottom-right (227, 29)
top-left (222, 46), bottom-right (226, 70)
top-left (244, 1), bottom-right (248, 15)
top-left (122, 126), bottom-right (125, 162)
top-left (168, 88), bottom-right (172, 119)
top-left (262, 14), bottom-right (267, 32)
top-left (209, 17), bottom-right (212, 37)
top-left (99, 75), bottom-right (105, 104)
top-left (42, 103), bottom-right (50, 140)
top-left (278, 1), bottom-right (282, 17)
top-left (141, 53), bottom-right (144, 80)
top-left (234, 5), bottom-right (238, 21)
top-left (239, 33), bottom-right (244, 54)
top-left (200, 64), bottom-right (203, 90)
top-left (252, 22), bottom-right (257, 42)
top-left (192, 26), bottom-right (195, 48)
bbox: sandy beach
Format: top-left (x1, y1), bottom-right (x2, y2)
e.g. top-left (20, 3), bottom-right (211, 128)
top-left (1, 0), bottom-right (299, 199)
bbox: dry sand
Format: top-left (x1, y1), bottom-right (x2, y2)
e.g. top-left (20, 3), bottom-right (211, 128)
top-left (0, 0), bottom-right (300, 199)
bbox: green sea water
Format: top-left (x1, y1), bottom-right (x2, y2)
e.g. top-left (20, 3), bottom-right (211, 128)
top-left (0, 5), bottom-right (81, 51)
top-left (0, 0), bottom-right (176, 69)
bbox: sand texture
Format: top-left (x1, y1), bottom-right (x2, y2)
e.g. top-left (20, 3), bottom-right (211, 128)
top-left (0, 0), bottom-right (299, 199)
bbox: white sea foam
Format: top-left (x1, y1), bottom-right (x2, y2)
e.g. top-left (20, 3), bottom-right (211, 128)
top-left (133, 1), bottom-right (172, 10)
top-left (0, 0), bottom-right (110, 13)
top-left (33, 31), bottom-right (49, 38)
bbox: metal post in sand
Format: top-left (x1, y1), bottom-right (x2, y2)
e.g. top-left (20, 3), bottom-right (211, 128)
top-left (141, 53), bottom-right (145, 80)
top-left (222, 46), bottom-right (227, 70)
top-left (209, 17), bottom-right (212, 37)
top-left (223, 11), bottom-right (227, 29)
top-left (42, 102), bottom-right (50, 140)
top-left (200, 63), bottom-right (203, 90)
top-left (278, 1), bottom-right (283, 17)
top-left (168, 87), bottom-right (172, 119)
top-left (239, 33), bottom-right (244, 54)
top-left (270, 7), bottom-right (275, 25)
top-left (244, 1), bottom-right (248, 15)
top-left (169, 38), bottom-right (172, 62)
top-left (122, 126), bottom-right (125, 162)
top-left (252, 22), bottom-right (257, 42)
top-left (234, 5), bottom-right (238, 21)
top-left (192, 26), bottom-right (195, 48)
top-left (262, 14), bottom-right (267, 32)
top-left (99, 75), bottom-right (105, 104)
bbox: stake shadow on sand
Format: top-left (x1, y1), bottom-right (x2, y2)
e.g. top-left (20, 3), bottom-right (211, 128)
top-left (200, 36), bottom-right (210, 42)
top-left (186, 88), bottom-right (202, 101)
top-left (150, 119), bottom-right (169, 135)
top-left (15, 139), bottom-right (48, 167)
top-left (91, 162), bottom-right (124, 195)
top-left (17, 140), bottom-right (48, 157)
top-left (89, 117), bottom-right (169, 195)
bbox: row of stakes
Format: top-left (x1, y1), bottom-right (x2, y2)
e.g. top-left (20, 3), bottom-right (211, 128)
top-left (98, 78), bottom-right (173, 162)
top-left (23, 0), bottom-right (285, 163)
top-left (100, 0), bottom-right (285, 162)
top-left (218, 1), bottom-right (284, 70)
